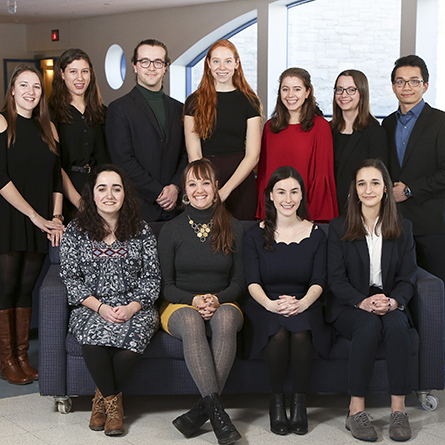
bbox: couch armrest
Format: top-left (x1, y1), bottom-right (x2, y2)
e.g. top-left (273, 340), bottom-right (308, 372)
top-left (39, 264), bottom-right (69, 396)
top-left (409, 267), bottom-right (445, 390)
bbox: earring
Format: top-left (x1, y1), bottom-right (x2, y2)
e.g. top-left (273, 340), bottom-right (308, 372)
top-left (182, 194), bottom-right (190, 205)
top-left (213, 194), bottom-right (217, 203)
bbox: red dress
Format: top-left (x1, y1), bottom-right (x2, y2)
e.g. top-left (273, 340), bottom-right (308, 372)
top-left (256, 115), bottom-right (338, 222)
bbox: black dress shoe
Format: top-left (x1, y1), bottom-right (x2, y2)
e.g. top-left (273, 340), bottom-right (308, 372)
top-left (204, 393), bottom-right (241, 445)
top-left (172, 398), bottom-right (208, 437)
top-left (269, 393), bottom-right (290, 435)
top-left (289, 393), bottom-right (308, 434)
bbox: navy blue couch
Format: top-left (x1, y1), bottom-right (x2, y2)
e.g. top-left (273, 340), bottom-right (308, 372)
top-left (39, 222), bottom-right (444, 413)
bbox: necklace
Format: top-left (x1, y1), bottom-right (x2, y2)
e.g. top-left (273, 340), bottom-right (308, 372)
top-left (188, 215), bottom-right (213, 242)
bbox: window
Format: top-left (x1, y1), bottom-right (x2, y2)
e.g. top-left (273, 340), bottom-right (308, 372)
top-left (287, 0), bottom-right (401, 117)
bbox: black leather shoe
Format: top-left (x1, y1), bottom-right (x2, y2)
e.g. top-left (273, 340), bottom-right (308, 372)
top-left (172, 398), bottom-right (208, 437)
top-left (269, 393), bottom-right (290, 435)
top-left (203, 393), bottom-right (241, 445)
top-left (289, 393), bottom-right (308, 434)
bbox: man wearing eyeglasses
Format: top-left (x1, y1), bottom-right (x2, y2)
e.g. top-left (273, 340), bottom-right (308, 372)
top-left (383, 54), bottom-right (445, 284)
top-left (107, 39), bottom-right (187, 221)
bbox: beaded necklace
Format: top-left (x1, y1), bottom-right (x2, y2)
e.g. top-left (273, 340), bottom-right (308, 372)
top-left (187, 215), bottom-right (213, 242)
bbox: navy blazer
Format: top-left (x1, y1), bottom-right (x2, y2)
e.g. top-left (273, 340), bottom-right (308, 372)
top-left (382, 103), bottom-right (445, 236)
top-left (333, 120), bottom-right (388, 214)
top-left (325, 216), bottom-right (417, 323)
top-left (106, 87), bottom-right (187, 222)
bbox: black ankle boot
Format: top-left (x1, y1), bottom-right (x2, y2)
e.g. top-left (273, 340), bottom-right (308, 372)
top-left (203, 393), bottom-right (241, 445)
top-left (289, 393), bottom-right (308, 434)
top-left (172, 398), bottom-right (208, 437)
top-left (269, 393), bottom-right (290, 435)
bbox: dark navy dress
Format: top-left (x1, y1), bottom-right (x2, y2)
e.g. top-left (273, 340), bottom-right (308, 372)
top-left (243, 223), bottom-right (332, 359)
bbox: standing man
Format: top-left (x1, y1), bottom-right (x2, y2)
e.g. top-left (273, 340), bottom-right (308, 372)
top-left (383, 55), bottom-right (445, 283)
top-left (107, 39), bottom-right (187, 221)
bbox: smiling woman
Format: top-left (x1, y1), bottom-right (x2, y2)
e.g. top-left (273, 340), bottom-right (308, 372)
top-left (0, 64), bottom-right (63, 386)
top-left (184, 39), bottom-right (263, 220)
top-left (256, 68), bottom-right (337, 223)
top-left (60, 164), bottom-right (160, 436)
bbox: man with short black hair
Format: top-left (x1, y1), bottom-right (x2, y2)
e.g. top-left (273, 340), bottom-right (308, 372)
top-left (383, 54), bottom-right (445, 284)
top-left (107, 39), bottom-right (187, 221)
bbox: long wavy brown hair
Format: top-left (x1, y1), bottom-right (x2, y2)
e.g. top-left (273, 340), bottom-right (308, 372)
top-left (330, 69), bottom-right (377, 133)
top-left (269, 67), bottom-right (323, 133)
top-left (262, 166), bottom-right (310, 251)
top-left (182, 159), bottom-right (235, 254)
top-left (343, 159), bottom-right (401, 241)
top-left (2, 64), bottom-right (57, 153)
top-left (48, 48), bottom-right (106, 126)
top-left (188, 39), bottom-right (262, 140)
top-left (75, 164), bottom-right (144, 242)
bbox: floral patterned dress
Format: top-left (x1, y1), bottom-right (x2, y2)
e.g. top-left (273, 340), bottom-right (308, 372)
top-left (60, 221), bottom-right (160, 354)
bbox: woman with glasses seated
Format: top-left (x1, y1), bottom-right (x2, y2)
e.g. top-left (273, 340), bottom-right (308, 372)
top-left (330, 70), bottom-right (388, 214)
top-left (256, 68), bottom-right (337, 223)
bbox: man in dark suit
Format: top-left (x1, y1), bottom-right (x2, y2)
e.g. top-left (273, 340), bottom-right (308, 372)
top-left (107, 39), bottom-right (187, 222)
top-left (383, 55), bottom-right (445, 282)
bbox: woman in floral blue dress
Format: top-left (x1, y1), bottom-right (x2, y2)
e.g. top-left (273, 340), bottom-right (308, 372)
top-left (60, 164), bottom-right (160, 436)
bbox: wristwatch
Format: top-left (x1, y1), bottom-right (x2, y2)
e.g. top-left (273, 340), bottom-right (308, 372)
top-left (403, 186), bottom-right (412, 198)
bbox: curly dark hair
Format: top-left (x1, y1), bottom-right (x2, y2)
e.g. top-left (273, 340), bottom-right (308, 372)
top-left (48, 48), bottom-right (106, 127)
top-left (262, 166), bottom-right (310, 251)
top-left (75, 164), bottom-right (144, 241)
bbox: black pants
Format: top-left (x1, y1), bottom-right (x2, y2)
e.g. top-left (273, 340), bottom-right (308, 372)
top-left (333, 306), bottom-right (411, 397)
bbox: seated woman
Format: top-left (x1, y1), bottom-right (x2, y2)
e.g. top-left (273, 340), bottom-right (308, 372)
top-left (158, 159), bottom-right (244, 445)
top-left (243, 166), bottom-right (332, 436)
top-left (326, 159), bottom-right (416, 442)
top-left (60, 164), bottom-right (160, 436)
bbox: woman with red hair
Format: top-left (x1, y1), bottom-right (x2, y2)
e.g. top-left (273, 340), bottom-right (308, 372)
top-left (184, 39), bottom-right (262, 220)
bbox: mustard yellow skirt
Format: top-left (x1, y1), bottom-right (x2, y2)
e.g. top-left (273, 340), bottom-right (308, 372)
top-left (160, 300), bottom-right (243, 335)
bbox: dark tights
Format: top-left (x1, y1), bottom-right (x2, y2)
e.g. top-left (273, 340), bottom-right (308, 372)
top-left (264, 326), bottom-right (314, 394)
top-left (81, 345), bottom-right (142, 397)
top-left (0, 252), bottom-right (45, 310)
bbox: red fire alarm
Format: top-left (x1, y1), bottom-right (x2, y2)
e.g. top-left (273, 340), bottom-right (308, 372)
top-left (51, 30), bottom-right (59, 41)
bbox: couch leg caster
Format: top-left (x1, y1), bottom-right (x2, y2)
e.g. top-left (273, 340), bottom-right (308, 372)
top-left (54, 396), bottom-right (72, 414)
top-left (416, 391), bottom-right (438, 411)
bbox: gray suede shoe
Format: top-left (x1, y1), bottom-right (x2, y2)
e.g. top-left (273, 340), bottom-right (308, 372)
top-left (345, 411), bottom-right (377, 442)
top-left (389, 411), bottom-right (411, 441)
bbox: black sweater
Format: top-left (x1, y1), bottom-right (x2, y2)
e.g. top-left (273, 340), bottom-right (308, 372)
top-left (158, 204), bottom-right (245, 304)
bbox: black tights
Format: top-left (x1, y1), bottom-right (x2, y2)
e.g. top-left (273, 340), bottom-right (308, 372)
top-left (264, 326), bottom-right (314, 394)
top-left (0, 252), bottom-right (45, 310)
top-left (81, 345), bottom-right (142, 397)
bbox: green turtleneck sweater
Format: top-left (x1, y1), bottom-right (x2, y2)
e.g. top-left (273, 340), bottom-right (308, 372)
top-left (136, 83), bottom-right (166, 137)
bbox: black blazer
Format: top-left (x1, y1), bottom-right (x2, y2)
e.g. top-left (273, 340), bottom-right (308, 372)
top-left (382, 103), bottom-right (445, 236)
top-left (106, 87), bottom-right (187, 222)
top-left (325, 216), bottom-right (417, 323)
top-left (333, 120), bottom-right (388, 214)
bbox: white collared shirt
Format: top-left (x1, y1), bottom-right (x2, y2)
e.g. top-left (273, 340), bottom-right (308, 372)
top-left (364, 218), bottom-right (383, 288)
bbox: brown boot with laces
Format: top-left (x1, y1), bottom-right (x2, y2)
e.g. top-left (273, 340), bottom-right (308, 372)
top-left (104, 392), bottom-right (124, 436)
top-left (89, 388), bottom-right (106, 431)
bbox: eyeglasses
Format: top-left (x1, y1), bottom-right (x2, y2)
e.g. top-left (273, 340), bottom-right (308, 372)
top-left (393, 79), bottom-right (424, 88)
top-left (334, 87), bottom-right (358, 96)
top-left (136, 59), bottom-right (166, 69)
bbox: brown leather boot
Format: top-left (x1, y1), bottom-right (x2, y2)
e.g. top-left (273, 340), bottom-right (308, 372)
top-left (15, 307), bottom-right (38, 380)
top-left (89, 388), bottom-right (106, 431)
top-left (104, 393), bottom-right (124, 436)
top-left (0, 308), bottom-right (31, 385)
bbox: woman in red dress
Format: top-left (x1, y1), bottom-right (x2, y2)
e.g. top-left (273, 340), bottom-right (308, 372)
top-left (256, 68), bottom-right (337, 222)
